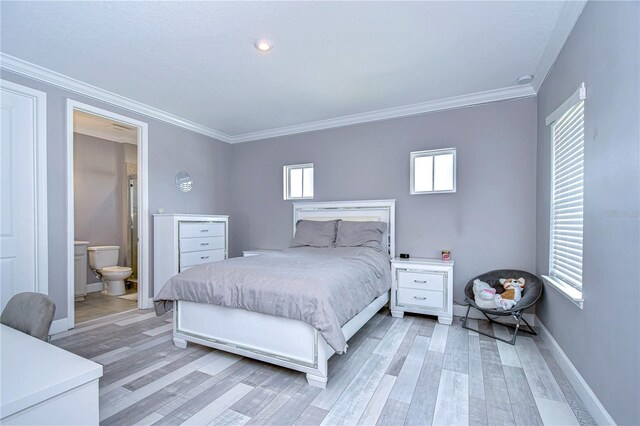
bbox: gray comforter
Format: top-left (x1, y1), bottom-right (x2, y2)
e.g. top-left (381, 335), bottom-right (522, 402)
top-left (154, 246), bottom-right (391, 353)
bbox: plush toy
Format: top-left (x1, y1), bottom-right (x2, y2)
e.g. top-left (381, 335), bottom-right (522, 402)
top-left (472, 277), bottom-right (526, 310)
top-left (498, 277), bottom-right (526, 310)
top-left (472, 279), bottom-right (500, 309)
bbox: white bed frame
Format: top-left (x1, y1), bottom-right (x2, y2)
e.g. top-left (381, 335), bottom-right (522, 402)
top-left (172, 199), bottom-right (396, 388)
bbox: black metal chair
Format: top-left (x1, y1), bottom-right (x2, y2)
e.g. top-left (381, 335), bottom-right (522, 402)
top-left (461, 269), bottom-right (543, 345)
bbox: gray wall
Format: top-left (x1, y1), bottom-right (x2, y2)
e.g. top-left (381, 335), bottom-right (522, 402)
top-left (0, 70), bottom-right (233, 320)
top-left (230, 97), bottom-right (538, 304)
top-left (535, 2), bottom-right (640, 424)
top-left (74, 133), bottom-right (133, 284)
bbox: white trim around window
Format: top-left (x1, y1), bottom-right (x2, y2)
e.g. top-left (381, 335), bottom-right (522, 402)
top-left (410, 148), bottom-right (457, 194)
top-left (283, 163), bottom-right (314, 200)
top-left (545, 82), bottom-right (586, 308)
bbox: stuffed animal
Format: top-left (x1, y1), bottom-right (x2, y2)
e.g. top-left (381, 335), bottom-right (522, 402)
top-left (473, 277), bottom-right (526, 310)
top-left (498, 277), bottom-right (526, 310)
top-left (472, 279), bottom-right (501, 309)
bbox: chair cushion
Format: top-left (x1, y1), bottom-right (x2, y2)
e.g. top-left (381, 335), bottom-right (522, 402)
top-left (464, 269), bottom-right (543, 314)
top-left (1, 292), bottom-right (56, 341)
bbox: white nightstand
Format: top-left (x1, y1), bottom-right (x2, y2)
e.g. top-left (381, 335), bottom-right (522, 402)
top-left (390, 257), bottom-right (454, 325)
top-left (242, 249), bottom-right (282, 257)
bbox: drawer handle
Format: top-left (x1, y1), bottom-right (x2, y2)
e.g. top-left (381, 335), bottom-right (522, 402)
top-left (200, 243), bottom-right (210, 246)
top-left (200, 229), bottom-right (209, 233)
top-left (200, 256), bottom-right (209, 259)
top-left (414, 280), bottom-right (427, 284)
top-left (413, 296), bottom-right (427, 300)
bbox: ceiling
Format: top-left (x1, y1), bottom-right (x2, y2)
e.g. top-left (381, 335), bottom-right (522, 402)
top-left (1, 1), bottom-right (576, 142)
top-left (74, 110), bottom-right (138, 145)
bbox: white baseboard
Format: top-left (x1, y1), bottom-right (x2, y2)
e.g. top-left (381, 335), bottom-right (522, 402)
top-left (86, 282), bottom-right (103, 293)
top-left (535, 317), bottom-right (615, 426)
top-left (49, 318), bottom-right (69, 334)
top-left (453, 305), bottom-right (536, 325)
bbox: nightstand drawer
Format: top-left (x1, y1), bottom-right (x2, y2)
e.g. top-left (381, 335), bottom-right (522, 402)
top-left (397, 288), bottom-right (444, 309)
top-left (397, 270), bottom-right (444, 291)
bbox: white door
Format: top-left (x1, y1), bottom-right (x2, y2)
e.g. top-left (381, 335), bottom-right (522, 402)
top-left (0, 80), bottom-right (48, 311)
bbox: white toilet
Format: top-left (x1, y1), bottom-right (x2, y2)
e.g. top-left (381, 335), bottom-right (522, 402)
top-left (87, 246), bottom-right (132, 296)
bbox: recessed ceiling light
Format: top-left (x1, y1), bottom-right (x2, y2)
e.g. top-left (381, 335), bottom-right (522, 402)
top-left (517, 74), bottom-right (533, 85)
top-left (254, 40), bottom-right (272, 52)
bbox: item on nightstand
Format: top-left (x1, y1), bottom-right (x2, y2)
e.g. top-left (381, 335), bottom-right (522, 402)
top-left (399, 253), bottom-right (410, 259)
top-left (441, 250), bottom-right (450, 261)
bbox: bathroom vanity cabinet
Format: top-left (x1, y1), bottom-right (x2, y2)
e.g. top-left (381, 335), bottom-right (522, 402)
top-left (74, 241), bottom-right (89, 301)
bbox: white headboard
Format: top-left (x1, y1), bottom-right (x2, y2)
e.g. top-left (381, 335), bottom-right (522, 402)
top-left (292, 200), bottom-right (396, 258)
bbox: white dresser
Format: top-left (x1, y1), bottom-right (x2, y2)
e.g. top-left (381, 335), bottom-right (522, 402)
top-left (153, 214), bottom-right (228, 297)
top-left (390, 257), bottom-right (454, 325)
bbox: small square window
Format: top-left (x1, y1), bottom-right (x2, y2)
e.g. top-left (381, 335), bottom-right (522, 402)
top-left (410, 148), bottom-right (456, 194)
top-left (284, 163), bottom-right (314, 200)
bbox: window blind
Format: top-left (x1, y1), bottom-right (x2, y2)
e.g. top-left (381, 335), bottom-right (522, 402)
top-left (550, 100), bottom-right (584, 290)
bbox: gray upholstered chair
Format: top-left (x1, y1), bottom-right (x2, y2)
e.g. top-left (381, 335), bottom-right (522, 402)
top-left (461, 269), bottom-right (543, 345)
top-left (1, 292), bottom-right (56, 341)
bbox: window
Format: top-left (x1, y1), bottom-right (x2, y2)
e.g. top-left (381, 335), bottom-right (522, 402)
top-left (410, 148), bottom-right (456, 194)
top-left (544, 83), bottom-right (586, 305)
top-left (284, 163), bottom-right (314, 200)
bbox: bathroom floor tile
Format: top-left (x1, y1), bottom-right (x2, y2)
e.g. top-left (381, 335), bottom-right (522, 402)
top-left (75, 290), bottom-right (138, 324)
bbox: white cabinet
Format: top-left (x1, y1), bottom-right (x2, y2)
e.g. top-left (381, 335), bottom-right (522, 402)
top-left (153, 214), bottom-right (228, 297)
top-left (74, 241), bottom-right (89, 301)
top-left (390, 257), bottom-right (454, 325)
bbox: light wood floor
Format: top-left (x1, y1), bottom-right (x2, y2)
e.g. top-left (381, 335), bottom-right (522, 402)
top-left (75, 290), bottom-right (138, 323)
top-left (52, 309), bottom-right (596, 426)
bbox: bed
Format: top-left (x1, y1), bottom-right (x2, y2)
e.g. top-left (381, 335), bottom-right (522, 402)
top-left (154, 199), bottom-right (395, 388)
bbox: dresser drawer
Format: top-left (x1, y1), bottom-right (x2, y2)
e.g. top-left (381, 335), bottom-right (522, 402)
top-left (180, 236), bottom-right (225, 253)
top-left (179, 222), bottom-right (225, 238)
top-left (180, 249), bottom-right (225, 268)
top-left (397, 270), bottom-right (445, 291)
top-left (397, 288), bottom-right (444, 310)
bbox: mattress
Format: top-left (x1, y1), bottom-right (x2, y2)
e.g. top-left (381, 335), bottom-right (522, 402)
top-left (154, 246), bottom-right (391, 352)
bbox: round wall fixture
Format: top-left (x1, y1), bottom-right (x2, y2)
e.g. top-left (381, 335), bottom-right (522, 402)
top-left (175, 171), bottom-right (193, 192)
top-left (517, 74), bottom-right (534, 85)
top-left (254, 39), bottom-right (272, 51)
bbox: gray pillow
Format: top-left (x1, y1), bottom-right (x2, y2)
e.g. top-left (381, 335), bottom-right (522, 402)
top-left (335, 221), bottom-right (387, 251)
top-left (290, 220), bottom-right (339, 248)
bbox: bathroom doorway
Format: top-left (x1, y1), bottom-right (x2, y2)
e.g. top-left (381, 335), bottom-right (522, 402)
top-left (66, 100), bottom-right (150, 329)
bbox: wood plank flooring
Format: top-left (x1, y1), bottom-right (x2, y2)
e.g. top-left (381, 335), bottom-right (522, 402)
top-left (52, 309), bottom-right (597, 426)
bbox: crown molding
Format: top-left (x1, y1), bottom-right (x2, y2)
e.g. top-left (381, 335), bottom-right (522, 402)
top-left (0, 53), bottom-right (233, 143)
top-left (532, 1), bottom-right (587, 93)
top-left (229, 84), bottom-right (536, 143)
top-left (1, 52), bottom-right (537, 145)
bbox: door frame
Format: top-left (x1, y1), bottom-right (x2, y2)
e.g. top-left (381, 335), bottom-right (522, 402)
top-left (66, 100), bottom-right (151, 330)
top-left (0, 79), bottom-right (48, 297)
